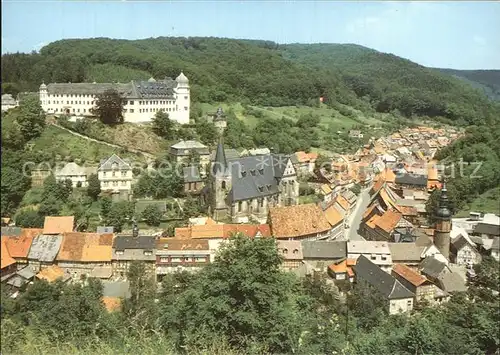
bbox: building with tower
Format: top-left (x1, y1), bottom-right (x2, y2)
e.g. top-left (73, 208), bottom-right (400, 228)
top-left (433, 183), bottom-right (452, 260)
top-left (207, 141), bottom-right (299, 223)
top-left (38, 72), bottom-right (190, 124)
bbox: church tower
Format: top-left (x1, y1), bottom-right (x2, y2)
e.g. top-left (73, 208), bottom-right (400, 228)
top-left (213, 107), bottom-right (227, 135)
top-left (210, 140), bottom-right (232, 221)
top-left (434, 182), bottom-right (452, 260)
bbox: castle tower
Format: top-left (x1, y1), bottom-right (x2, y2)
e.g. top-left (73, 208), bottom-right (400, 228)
top-left (175, 72), bottom-right (190, 125)
top-left (213, 107), bottom-right (227, 136)
top-left (434, 182), bottom-right (452, 260)
top-left (210, 140), bottom-right (232, 221)
top-left (39, 82), bottom-right (48, 112)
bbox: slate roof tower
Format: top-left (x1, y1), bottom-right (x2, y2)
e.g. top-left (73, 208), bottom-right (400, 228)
top-left (434, 181), bottom-right (452, 260)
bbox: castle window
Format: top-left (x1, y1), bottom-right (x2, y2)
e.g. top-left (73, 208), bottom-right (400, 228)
top-left (238, 201), bottom-right (242, 212)
top-left (283, 248), bottom-right (288, 255)
top-left (222, 181), bottom-right (226, 189)
top-left (129, 101), bottom-right (134, 105)
top-left (184, 96), bottom-right (188, 99)
top-left (130, 109), bottom-right (134, 113)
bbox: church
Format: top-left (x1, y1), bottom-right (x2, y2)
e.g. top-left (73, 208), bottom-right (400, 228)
top-left (38, 72), bottom-right (190, 124)
top-left (207, 141), bottom-right (299, 223)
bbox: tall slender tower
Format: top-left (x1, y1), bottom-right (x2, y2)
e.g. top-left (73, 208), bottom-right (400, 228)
top-left (210, 139), bottom-right (232, 221)
top-left (434, 182), bottom-right (452, 260)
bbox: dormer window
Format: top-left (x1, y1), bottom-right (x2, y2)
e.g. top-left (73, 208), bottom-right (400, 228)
top-left (266, 184), bottom-right (272, 191)
top-left (144, 250), bottom-right (152, 256)
top-left (241, 171), bottom-right (247, 177)
top-left (258, 186), bottom-right (264, 193)
top-left (258, 168), bottom-right (264, 175)
top-left (293, 249), bottom-right (299, 254)
top-left (116, 250), bottom-right (124, 255)
top-left (250, 169), bottom-right (256, 176)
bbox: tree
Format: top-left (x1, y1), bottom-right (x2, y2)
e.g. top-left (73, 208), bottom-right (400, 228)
top-left (99, 196), bottom-right (112, 218)
top-left (152, 111), bottom-right (176, 139)
top-left (141, 204), bottom-right (162, 227)
top-left (86, 174), bottom-right (101, 200)
top-left (16, 95), bottom-right (46, 141)
top-left (14, 208), bottom-right (44, 228)
top-left (195, 120), bottom-right (218, 145)
top-left (315, 154), bottom-right (332, 172)
top-left (182, 195), bottom-right (203, 220)
top-left (91, 89), bottom-right (124, 125)
top-left (104, 201), bottom-right (135, 232)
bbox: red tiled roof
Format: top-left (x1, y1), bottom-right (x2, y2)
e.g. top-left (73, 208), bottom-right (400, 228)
top-left (375, 210), bottom-right (402, 233)
top-left (1, 239), bottom-right (16, 269)
top-left (393, 263), bottom-right (428, 287)
top-left (43, 216), bottom-right (74, 234)
top-left (5, 228), bottom-right (42, 258)
top-left (269, 204), bottom-right (331, 239)
top-left (57, 233), bottom-right (114, 262)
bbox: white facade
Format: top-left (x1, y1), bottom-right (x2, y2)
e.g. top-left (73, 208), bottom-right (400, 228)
top-left (55, 162), bottom-right (94, 188)
top-left (39, 73), bottom-right (190, 125)
top-left (455, 244), bottom-right (481, 266)
top-left (491, 249), bottom-right (499, 261)
top-left (1, 94), bottom-right (18, 112)
top-left (389, 297), bottom-right (414, 315)
top-left (348, 241), bottom-right (393, 273)
top-left (97, 155), bottom-right (133, 192)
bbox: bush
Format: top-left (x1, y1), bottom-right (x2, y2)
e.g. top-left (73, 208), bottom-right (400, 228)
top-left (299, 183), bottom-right (315, 196)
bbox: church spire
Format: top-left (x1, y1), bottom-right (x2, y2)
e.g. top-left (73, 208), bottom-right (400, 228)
top-left (212, 136), bottom-right (227, 176)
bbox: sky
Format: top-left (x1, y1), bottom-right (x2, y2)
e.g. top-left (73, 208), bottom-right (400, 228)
top-left (2, 1), bottom-right (499, 69)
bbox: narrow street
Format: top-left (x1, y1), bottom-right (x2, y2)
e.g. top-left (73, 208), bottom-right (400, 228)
top-left (346, 185), bottom-right (373, 241)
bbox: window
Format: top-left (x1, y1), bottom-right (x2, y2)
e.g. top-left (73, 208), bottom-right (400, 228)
top-left (113, 181), bottom-right (118, 186)
top-left (83, 109), bottom-right (86, 113)
top-left (381, 256), bottom-right (387, 261)
top-left (370, 255), bottom-right (376, 261)
top-left (160, 257), bottom-right (169, 263)
top-left (283, 248), bottom-right (288, 255)
top-left (55, 108), bottom-right (58, 112)
top-left (67, 101), bottom-right (69, 104)
top-left (184, 96), bottom-right (188, 99)
top-left (144, 251), bottom-right (152, 256)
top-left (72, 109), bottom-right (75, 112)
top-left (407, 300), bottom-right (412, 307)
top-left (121, 181), bottom-right (126, 186)
top-left (238, 201), bottom-right (242, 212)
top-left (124, 109), bottom-right (128, 113)
top-left (116, 250), bottom-right (124, 255)
top-left (79, 101), bottom-right (81, 104)
top-left (71, 101), bottom-right (73, 104)
top-left (103, 172), bottom-right (107, 177)
top-left (129, 100), bottom-right (134, 105)
top-left (48, 100), bottom-right (50, 104)
top-left (221, 181), bottom-right (226, 189)
top-left (184, 106), bottom-right (188, 111)
top-left (112, 171), bottom-right (116, 177)
top-left (195, 257), bottom-right (205, 263)
top-left (184, 257), bottom-right (191, 262)
top-left (121, 171), bottom-right (127, 177)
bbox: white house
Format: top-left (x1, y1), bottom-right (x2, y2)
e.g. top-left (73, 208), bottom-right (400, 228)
top-left (450, 234), bottom-right (482, 267)
top-left (55, 162), bottom-right (96, 188)
top-left (347, 241), bottom-right (393, 273)
top-left (39, 73), bottom-right (190, 124)
top-left (97, 155), bottom-right (133, 194)
top-left (1, 94), bottom-right (18, 112)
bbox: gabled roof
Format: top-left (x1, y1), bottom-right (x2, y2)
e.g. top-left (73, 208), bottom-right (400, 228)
top-left (302, 240), bottom-right (347, 259)
top-left (388, 243), bottom-right (425, 262)
top-left (222, 224), bottom-right (272, 239)
top-left (335, 195), bottom-right (350, 211)
top-left (354, 255), bottom-right (414, 299)
top-left (419, 256), bottom-right (448, 279)
top-left (320, 184), bottom-right (332, 195)
top-left (113, 235), bottom-right (155, 250)
top-left (57, 233), bottom-right (114, 262)
top-left (395, 174), bottom-right (427, 187)
top-left (28, 234), bottom-right (63, 262)
top-left (4, 228), bottom-right (42, 258)
top-left (324, 205), bottom-right (344, 227)
top-left (294, 151), bottom-right (318, 163)
top-left (375, 210), bottom-right (402, 234)
top-left (474, 223), bottom-right (500, 236)
top-left (392, 263), bottom-right (429, 287)
top-left (43, 216), bottom-right (74, 235)
top-left (98, 154), bottom-right (131, 171)
top-left (438, 272), bottom-right (467, 293)
top-left (171, 140), bottom-right (208, 150)
top-left (451, 234), bottom-right (474, 251)
top-left (269, 204), bottom-right (331, 239)
top-left (1, 239), bottom-right (16, 269)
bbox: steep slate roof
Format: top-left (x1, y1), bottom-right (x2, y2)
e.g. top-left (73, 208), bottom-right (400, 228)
top-left (269, 204), bottom-right (331, 239)
top-left (57, 233), bottom-right (114, 262)
top-left (210, 148), bottom-right (240, 161)
top-left (226, 154), bottom-right (293, 202)
top-left (113, 235), bottom-right (155, 250)
top-left (4, 228), bottom-right (42, 258)
top-left (301, 241), bottom-right (347, 259)
top-left (43, 216), bottom-right (74, 235)
top-left (438, 272), bottom-right (467, 293)
top-left (28, 234), bottom-right (63, 262)
top-left (98, 154), bottom-right (131, 171)
top-left (388, 243), bottom-right (425, 262)
top-left (102, 280), bottom-right (131, 298)
top-left (474, 223), bottom-right (500, 236)
top-left (419, 256), bottom-right (448, 279)
top-left (354, 255), bottom-right (414, 299)
top-left (46, 77), bottom-right (177, 98)
top-left (395, 173), bottom-right (428, 187)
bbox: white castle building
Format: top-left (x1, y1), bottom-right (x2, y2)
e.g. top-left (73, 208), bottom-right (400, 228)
top-left (39, 72), bottom-right (190, 124)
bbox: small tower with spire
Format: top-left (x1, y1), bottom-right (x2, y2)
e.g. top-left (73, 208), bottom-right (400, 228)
top-left (210, 138), bottom-right (232, 221)
top-left (434, 180), bottom-right (452, 260)
top-left (213, 107), bottom-right (227, 136)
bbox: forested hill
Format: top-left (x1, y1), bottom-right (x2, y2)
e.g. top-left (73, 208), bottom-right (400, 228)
top-left (2, 37), bottom-right (499, 125)
top-left (435, 68), bottom-right (500, 101)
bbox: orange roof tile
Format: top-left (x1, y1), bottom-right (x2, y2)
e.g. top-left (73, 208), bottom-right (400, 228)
top-left (223, 224), bottom-right (272, 239)
top-left (392, 263), bottom-right (428, 287)
top-left (269, 203), bottom-right (331, 239)
top-left (190, 225), bottom-right (224, 239)
top-left (295, 151), bottom-right (318, 163)
top-left (1, 239), bottom-right (16, 269)
top-left (379, 188), bottom-right (397, 209)
top-left (336, 195), bottom-right (350, 211)
top-left (346, 258), bottom-right (357, 266)
top-left (57, 233), bottom-right (113, 262)
top-left (371, 178), bottom-right (385, 195)
top-left (43, 216), bottom-right (74, 234)
top-left (329, 260), bottom-right (347, 273)
top-left (36, 265), bottom-right (65, 283)
top-left (174, 227), bottom-right (191, 239)
top-left (396, 205), bottom-right (418, 216)
top-left (362, 204), bottom-right (377, 220)
top-left (376, 210), bottom-right (402, 233)
top-left (324, 205), bottom-right (343, 227)
top-left (366, 214), bottom-right (380, 229)
top-left (102, 297), bottom-right (122, 312)
top-left (5, 228), bottom-right (42, 258)
top-left (382, 168), bottom-right (396, 183)
top-left (347, 267), bottom-right (354, 277)
top-left (205, 217), bottom-right (217, 225)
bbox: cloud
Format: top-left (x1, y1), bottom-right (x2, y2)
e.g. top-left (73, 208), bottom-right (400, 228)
top-left (472, 35), bottom-right (486, 46)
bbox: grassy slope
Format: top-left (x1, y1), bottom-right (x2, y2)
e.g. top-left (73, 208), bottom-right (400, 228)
top-left (455, 187), bottom-right (500, 217)
top-left (30, 125), bottom-right (146, 164)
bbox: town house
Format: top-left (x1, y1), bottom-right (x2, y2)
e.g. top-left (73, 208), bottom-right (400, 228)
top-left (155, 239), bottom-right (211, 277)
top-left (55, 162), bottom-right (96, 188)
top-left (170, 140), bottom-right (211, 171)
top-left (392, 263), bottom-right (437, 304)
top-left (112, 228), bottom-right (156, 277)
top-left (276, 240), bottom-right (303, 271)
top-left (347, 241), bottom-right (393, 273)
top-left (98, 154), bottom-right (133, 200)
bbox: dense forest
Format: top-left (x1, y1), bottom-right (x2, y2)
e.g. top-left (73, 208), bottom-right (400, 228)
top-left (436, 68), bottom-right (500, 101)
top-left (1, 235), bottom-right (499, 355)
top-left (2, 37), bottom-right (500, 125)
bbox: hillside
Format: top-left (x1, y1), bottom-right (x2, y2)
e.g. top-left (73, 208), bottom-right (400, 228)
top-left (435, 68), bottom-right (500, 101)
top-left (2, 37), bottom-right (500, 126)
